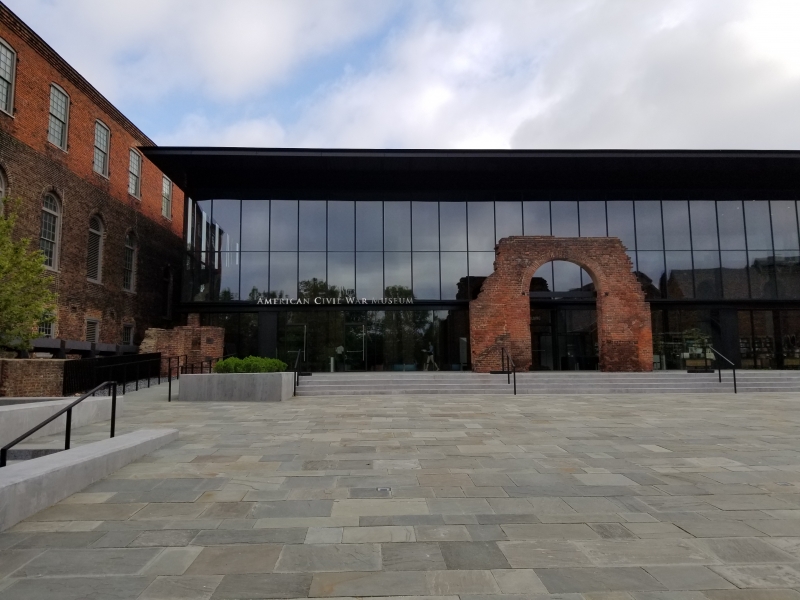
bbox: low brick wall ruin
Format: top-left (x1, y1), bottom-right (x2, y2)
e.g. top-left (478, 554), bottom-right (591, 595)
top-left (0, 359), bottom-right (65, 397)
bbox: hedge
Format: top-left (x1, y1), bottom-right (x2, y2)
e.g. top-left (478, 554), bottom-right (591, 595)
top-left (212, 356), bottom-right (288, 374)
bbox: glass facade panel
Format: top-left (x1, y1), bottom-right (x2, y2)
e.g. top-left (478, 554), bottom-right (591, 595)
top-left (270, 252), bottom-right (297, 297)
top-left (384, 202), bottom-right (411, 251)
top-left (551, 201), bottom-right (579, 237)
top-left (299, 252), bottom-right (326, 287)
top-left (468, 202), bottom-right (495, 250)
top-left (771, 201), bottom-right (800, 250)
top-left (776, 252), bottom-right (800, 299)
top-left (241, 200), bottom-right (269, 251)
top-left (240, 252), bottom-right (269, 299)
top-left (690, 201), bottom-right (718, 250)
top-left (636, 251), bottom-right (665, 299)
top-left (299, 201), bottom-right (326, 251)
top-left (523, 201), bottom-right (550, 235)
top-left (385, 252), bottom-right (411, 293)
top-left (748, 250), bottom-right (777, 299)
top-left (216, 251), bottom-right (239, 300)
top-left (607, 201), bottom-right (636, 250)
top-left (744, 200), bottom-right (773, 250)
top-left (440, 252), bottom-right (467, 300)
top-left (328, 201), bottom-right (354, 251)
top-left (413, 251), bottom-right (440, 299)
top-left (356, 201), bottom-right (383, 251)
top-left (720, 251), bottom-right (749, 299)
top-left (717, 200), bottom-right (746, 250)
top-left (552, 260), bottom-right (582, 291)
top-left (693, 250), bottom-right (722, 298)
top-left (356, 252), bottom-right (383, 298)
top-left (665, 251), bottom-right (694, 298)
top-left (662, 201), bottom-right (691, 250)
top-left (440, 202), bottom-right (467, 250)
top-left (635, 201), bottom-right (663, 250)
top-left (270, 201), bottom-right (298, 251)
top-left (212, 199), bottom-right (241, 254)
top-left (328, 252), bottom-right (355, 294)
top-left (412, 201), bottom-right (439, 251)
top-left (495, 201), bottom-right (523, 240)
top-left (579, 201), bottom-right (606, 237)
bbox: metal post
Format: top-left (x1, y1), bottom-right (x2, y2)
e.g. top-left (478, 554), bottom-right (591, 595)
top-left (135, 363), bottom-right (139, 391)
top-left (0, 448), bottom-right (6, 467)
top-left (168, 364), bottom-right (172, 402)
top-left (65, 408), bottom-right (72, 450)
top-left (123, 364), bottom-right (127, 394)
top-left (158, 358), bottom-right (161, 385)
top-left (147, 360), bottom-right (151, 388)
top-left (733, 369), bottom-right (737, 394)
top-left (110, 382), bottom-right (117, 438)
top-left (513, 368), bottom-right (516, 395)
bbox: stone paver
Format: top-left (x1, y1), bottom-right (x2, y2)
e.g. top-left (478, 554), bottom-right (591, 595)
top-left (3, 384), bottom-right (800, 598)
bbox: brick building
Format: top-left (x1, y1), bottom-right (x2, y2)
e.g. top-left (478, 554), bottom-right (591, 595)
top-left (0, 4), bottom-right (185, 353)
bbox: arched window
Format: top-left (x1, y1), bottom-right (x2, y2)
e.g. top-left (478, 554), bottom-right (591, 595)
top-left (123, 232), bottom-right (137, 291)
top-left (40, 193), bottom-right (61, 269)
top-left (87, 215), bottom-right (104, 282)
top-left (0, 37), bottom-right (16, 115)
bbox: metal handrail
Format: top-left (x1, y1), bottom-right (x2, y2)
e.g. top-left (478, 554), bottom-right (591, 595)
top-left (1, 381), bottom-right (117, 467)
top-left (500, 347), bottom-right (517, 395)
top-left (293, 349), bottom-right (303, 396)
top-left (705, 345), bottom-right (737, 394)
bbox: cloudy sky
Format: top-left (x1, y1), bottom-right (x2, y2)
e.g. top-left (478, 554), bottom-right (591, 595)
top-left (7, 0), bottom-right (800, 149)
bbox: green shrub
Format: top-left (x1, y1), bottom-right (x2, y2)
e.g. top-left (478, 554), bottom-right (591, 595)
top-left (213, 356), bottom-right (288, 373)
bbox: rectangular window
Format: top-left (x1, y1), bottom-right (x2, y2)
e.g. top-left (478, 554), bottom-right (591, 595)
top-left (47, 85), bottom-right (69, 149)
top-left (38, 321), bottom-right (53, 338)
top-left (128, 149), bottom-right (141, 197)
top-left (123, 244), bottom-right (135, 291)
top-left (93, 121), bottom-right (110, 176)
top-left (85, 319), bottom-right (100, 344)
top-left (40, 210), bottom-right (57, 267)
top-left (161, 176), bottom-right (172, 218)
top-left (122, 324), bottom-right (133, 345)
top-left (0, 41), bottom-right (16, 114)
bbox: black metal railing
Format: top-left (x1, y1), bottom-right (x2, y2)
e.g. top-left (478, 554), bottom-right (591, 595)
top-left (705, 345), bottom-right (737, 394)
top-left (500, 347), bottom-right (517, 395)
top-left (293, 349), bottom-right (303, 396)
top-left (63, 353), bottom-right (162, 396)
top-left (1, 381), bottom-right (117, 467)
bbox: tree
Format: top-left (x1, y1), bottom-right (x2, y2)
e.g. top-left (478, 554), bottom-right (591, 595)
top-left (0, 198), bottom-right (56, 351)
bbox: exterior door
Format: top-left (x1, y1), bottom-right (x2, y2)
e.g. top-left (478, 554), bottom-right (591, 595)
top-left (343, 323), bottom-right (366, 371)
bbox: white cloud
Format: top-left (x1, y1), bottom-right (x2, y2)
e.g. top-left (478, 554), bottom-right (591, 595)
top-left (158, 114), bottom-right (286, 147)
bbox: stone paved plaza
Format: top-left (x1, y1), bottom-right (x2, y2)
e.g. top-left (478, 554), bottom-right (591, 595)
top-left (3, 386), bottom-right (800, 599)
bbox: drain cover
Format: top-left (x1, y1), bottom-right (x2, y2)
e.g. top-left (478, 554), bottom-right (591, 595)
top-left (376, 487), bottom-right (391, 492)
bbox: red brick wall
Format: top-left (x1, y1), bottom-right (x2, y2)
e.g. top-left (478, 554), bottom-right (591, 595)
top-left (0, 359), bottom-right (64, 397)
top-left (140, 315), bottom-right (224, 375)
top-left (470, 236), bottom-right (653, 373)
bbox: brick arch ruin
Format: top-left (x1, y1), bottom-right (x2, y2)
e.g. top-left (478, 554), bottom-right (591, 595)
top-left (469, 236), bottom-right (652, 372)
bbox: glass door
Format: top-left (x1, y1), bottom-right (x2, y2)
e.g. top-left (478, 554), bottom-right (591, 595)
top-left (343, 322), bottom-right (366, 371)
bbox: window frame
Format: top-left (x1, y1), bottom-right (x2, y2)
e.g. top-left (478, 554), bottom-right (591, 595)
top-left (40, 193), bottom-right (61, 271)
top-left (121, 323), bottom-right (134, 345)
top-left (123, 232), bottom-right (137, 292)
top-left (47, 84), bottom-right (70, 150)
top-left (93, 120), bottom-right (110, 177)
top-left (85, 318), bottom-right (100, 344)
top-left (128, 149), bottom-right (142, 198)
top-left (87, 215), bottom-right (104, 283)
top-left (0, 37), bottom-right (16, 116)
top-left (161, 175), bottom-right (172, 219)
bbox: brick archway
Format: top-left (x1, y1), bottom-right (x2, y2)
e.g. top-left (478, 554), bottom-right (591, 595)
top-left (469, 236), bottom-right (652, 372)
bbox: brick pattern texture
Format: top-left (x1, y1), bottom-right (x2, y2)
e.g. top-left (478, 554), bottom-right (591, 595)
top-left (0, 359), bottom-right (64, 396)
top-left (140, 314), bottom-right (224, 376)
top-left (469, 236), bottom-right (653, 373)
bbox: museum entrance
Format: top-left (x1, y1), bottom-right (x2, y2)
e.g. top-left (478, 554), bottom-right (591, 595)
top-left (530, 306), bottom-right (598, 371)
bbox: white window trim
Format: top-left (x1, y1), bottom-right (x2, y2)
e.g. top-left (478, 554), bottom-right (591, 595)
top-left (87, 216), bottom-right (104, 284)
top-left (0, 37), bottom-right (16, 117)
top-left (40, 193), bottom-right (61, 271)
top-left (93, 120), bottom-right (110, 178)
top-left (47, 83), bottom-right (70, 151)
top-left (162, 176), bottom-right (172, 219)
top-left (128, 149), bottom-right (142, 198)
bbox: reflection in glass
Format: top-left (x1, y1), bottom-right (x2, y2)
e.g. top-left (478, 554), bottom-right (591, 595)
top-left (299, 252), bottom-right (326, 286)
top-left (693, 250), bottom-right (721, 298)
top-left (212, 200), bottom-right (241, 253)
top-left (357, 252), bottom-right (383, 298)
top-left (720, 251), bottom-right (749, 299)
top-left (662, 201), bottom-right (691, 250)
top-left (636, 251), bottom-right (664, 298)
top-left (748, 250), bottom-right (776, 299)
top-left (384, 252), bottom-right (411, 293)
top-left (717, 201), bottom-right (746, 250)
top-left (440, 202), bottom-right (467, 250)
top-left (776, 252), bottom-right (800, 299)
top-left (356, 201), bottom-right (383, 251)
top-left (469, 251), bottom-right (495, 277)
top-left (440, 252), bottom-right (467, 300)
top-left (635, 201), bottom-right (663, 250)
top-left (241, 200), bottom-right (270, 251)
top-left (579, 201), bottom-right (606, 237)
top-left (551, 201), bottom-right (579, 237)
top-left (744, 200), bottom-right (772, 250)
top-left (328, 201), bottom-right (354, 251)
top-left (384, 202), bottom-right (411, 251)
top-left (299, 201), bottom-right (326, 251)
top-left (328, 252), bottom-right (355, 295)
top-left (771, 201), bottom-right (799, 250)
top-left (240, 252), bottom-right (269, 299)
top-left (523, 201), bottom-right (550, 235)
top-left (664, 251), bottom-right (693, 298)
top-left (690, 201), bottom-right (718, 250)
top-left (216, 251), bottom-right (239, 300)
top-left (495, 201), bottom-right (523, 240)
top-left (413, 252), bottom-right (440, 299)
top-left (412, 202), bottom-right (439, 251)
top-left (532, 262), bottom-right (553, 291)
top-left (270, 200), bottom-right (298, 251)
top-left (270, 252), bottom-right (297, 297)
top-left (607, 201), bottom-right (636, 250)
top-left (553, 260), bottom-right (582, 291)
top-left (468, 202), bottom-right (495, 250)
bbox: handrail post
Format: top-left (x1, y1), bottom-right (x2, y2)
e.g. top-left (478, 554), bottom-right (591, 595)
top-left (158, 358), bottom-right (161, 385)
top-left (168, 363), bottom-right (172, 402)
top-left (0, 447), bottom-right (6, 467)
top-left (733, 368), bottom-right (737, 394)
top-left (110, 382), bottom-right (117, 438)
top-left (513, 365), bottom-right (516, 395)
top-left (65, 408), bottom-right (72, 450)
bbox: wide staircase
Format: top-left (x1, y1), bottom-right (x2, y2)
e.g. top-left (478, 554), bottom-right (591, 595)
top-left (295, 370), bottom-right (800, 396)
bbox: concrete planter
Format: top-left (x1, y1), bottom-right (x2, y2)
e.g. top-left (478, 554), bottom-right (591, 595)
top-left (177, 373), bottom-right (294, 402)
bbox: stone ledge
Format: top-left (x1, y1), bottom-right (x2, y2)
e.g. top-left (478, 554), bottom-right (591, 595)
top-left (0, 428), bottom-right (178, 531)
top-left (178, 373), bottom-right (294, 402)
